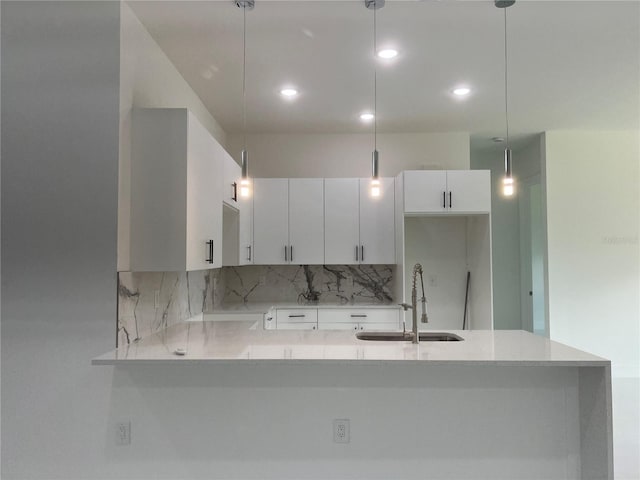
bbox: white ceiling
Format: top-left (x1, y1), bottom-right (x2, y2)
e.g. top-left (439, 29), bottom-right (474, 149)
top-left (129, 1), bottom-right (639, 150)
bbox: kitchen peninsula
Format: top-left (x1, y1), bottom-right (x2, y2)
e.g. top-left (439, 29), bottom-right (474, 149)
top-left (94, 319), bottom-right (612, 479)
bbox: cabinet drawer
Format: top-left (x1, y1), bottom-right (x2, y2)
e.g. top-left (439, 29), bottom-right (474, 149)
top-left (317, 309), bottom-right (399, 325)
top-left (276, 323), bottom-right (317, 331)
top-left (318, 322), bottom-right (360, 331)
top-left (276, 308), bottom-right (318, 328)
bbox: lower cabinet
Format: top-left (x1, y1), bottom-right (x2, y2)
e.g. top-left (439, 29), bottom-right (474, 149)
top-left (318, 309), bottom-right (400, 331)
top-left (275, 308), bottom-right (318, 330)
top-left (265, 307), bottom-right (400, 331)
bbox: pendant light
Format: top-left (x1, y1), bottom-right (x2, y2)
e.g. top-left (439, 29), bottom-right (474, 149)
top-left (237, 0), bottom-right (254, 197)
top-left (497, 0), bottom-right (515, 197)
top-left (366, 0), bottom-right (384, 197)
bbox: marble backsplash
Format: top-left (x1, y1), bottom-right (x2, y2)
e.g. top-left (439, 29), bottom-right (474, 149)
top-left (118, 264), bottom-right (395, 345)
top-left (117, 269), bottom-right (221, 347)
top-left (221, 265), bottom-right (395, 306)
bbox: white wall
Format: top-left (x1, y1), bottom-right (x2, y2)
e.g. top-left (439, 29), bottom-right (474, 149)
top-left (227, 132), bottom-right (470, 178)
top-left (544, 130), bottom-right (639, 379)
top-left (470, 137), bottom-right (542, 330)
top-left (118, 3), bottom-right (228, 271)
top-left (1, 1), bottom-right (120, 477)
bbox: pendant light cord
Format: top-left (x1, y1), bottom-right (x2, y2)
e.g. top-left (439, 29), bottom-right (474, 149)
top-left (373, 5), bottom-right (377, 151)
top-left (242, 5), bottom-right (247, 153)
top-left (504, 7), bottom-right (510, 149)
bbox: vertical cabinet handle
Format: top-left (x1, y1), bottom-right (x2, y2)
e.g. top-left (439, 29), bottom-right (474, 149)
top-left (355, 245), bottom-right (359, 262)
top-left (284, 245), bottom-right (288, 262)
top-left (206, 240), bottom-right (214, 264)
top-left (290, 246), bottom-right (294, 263)
top-left (449, 191), bottom-right (452, 208)
top-left (232, 182), bottom-right (238, 202)
top-left (246, 245), bottom-right (252, 261)
top-left (361, 245), bottom-right (364, 263)
top-left (443, 191), bottom-right (446, 208)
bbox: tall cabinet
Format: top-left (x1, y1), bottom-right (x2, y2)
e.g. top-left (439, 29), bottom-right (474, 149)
top-left (130, 108), bottom-right (222, 271)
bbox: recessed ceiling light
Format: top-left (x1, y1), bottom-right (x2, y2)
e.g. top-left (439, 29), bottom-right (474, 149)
top-left (453, 87), bottom-right (471, 96)
top-left (377, 49), bottom-right (398, 59)
top-left (280, 88), bottom-right (298, 97)
top-left (360, 112), bottom-right (375, 122)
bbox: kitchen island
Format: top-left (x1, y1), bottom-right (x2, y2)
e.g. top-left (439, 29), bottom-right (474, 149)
top-left (94, 321), bottom-right (612, 479)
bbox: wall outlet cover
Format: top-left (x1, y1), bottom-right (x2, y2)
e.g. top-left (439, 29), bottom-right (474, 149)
top-left (333, 419), bottom-right (350, 444)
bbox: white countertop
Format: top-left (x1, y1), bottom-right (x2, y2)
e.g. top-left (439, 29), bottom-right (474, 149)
top-left (93, 320), bottom-right (609, 366)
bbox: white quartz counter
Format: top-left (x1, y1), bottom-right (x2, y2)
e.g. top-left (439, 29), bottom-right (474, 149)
top-left (93, 320), bottom-right (608, 366)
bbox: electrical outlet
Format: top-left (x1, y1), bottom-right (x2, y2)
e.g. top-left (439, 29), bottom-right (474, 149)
top-left (333, 419), bottom-right (350, 444)
top-left (154, 290), bottom-right (160, 309)
top-left (116, 421), bottom-right (131, 446)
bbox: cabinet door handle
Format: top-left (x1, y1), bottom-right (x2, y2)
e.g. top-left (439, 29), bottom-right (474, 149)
top-left (361, 245), bottom-right (364, 263)
top-left (288, 314), bottom-right (306, 318)
top-left (206, 240), bottom-right (214, 264)
top-left (290, 245), bottom-right (294, 263)
top-left (284, 245), bottom-right (288, 262)
top-left (246, 245), bottom-right (252, 261)
top-left (232, 182), bottom-right (238, 202)
top-left (312, 325), bottom-right (317, 330)
top-left (350, 314), bottom-right (367, 318)
top-left (443, 191), bottom-right (446, 208)
top-left (355, 245), bottom-right (359, 262)
top-left (449, 191), bottom-right (452, 209)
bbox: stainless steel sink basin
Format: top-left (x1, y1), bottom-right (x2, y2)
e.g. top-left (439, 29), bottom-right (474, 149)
top-left (356, 331), bottom-right (463, 342)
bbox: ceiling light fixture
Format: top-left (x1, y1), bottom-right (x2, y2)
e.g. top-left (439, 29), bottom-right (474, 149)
top-left (280, 88), bottom-right (298, 97)
top-left (453, 87), bottom-right (471, 96)
top-left (496, 0), bottom-right (515, 197)
top-left (377, 48), bottom-right (398, 59)
top-left (366, 0), bottom-right (384, 197)
top-left (237, 0), bottom-right (254, 197)
top-left (360, 112), bottom-right (375, 122)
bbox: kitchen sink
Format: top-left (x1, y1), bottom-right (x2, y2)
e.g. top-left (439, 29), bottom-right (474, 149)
top-left (356, 331), bottom-right (463, 342)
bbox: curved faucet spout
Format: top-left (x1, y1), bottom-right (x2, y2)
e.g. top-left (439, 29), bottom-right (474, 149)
top-left (410, 263), bottom-right (429, 344)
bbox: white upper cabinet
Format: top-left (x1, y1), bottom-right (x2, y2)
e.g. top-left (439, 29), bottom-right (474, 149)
top-left (222, 154), bottom-right (241, 208)
top-left (359, 178), bottom-right (395, 264)
top-left (445, 170), bottom-right (491, 213)
top-left (130, 108), bottom-right (222, 272)
top-left (289, 179), bottom-right (324, 265)
top-left (404, 170), bottom-right (491, 214)
top-left (403, 170), bottom-right (448, 213)
top-left (253, 178), bottom-right (289, 265)
top-left (325, 178), bottom-right (395, 265)
top-left (324, 178), bottom-right (360, 264)
top-left (238, 188), bottom-right (253, 265)
top-left (253, 178), bottom-right (324, 265)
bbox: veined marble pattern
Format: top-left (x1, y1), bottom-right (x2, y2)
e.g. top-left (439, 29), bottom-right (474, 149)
top-left (221, 265), bottom-right (395, 306)
top-left (117, 269), bottom-right (221, 346)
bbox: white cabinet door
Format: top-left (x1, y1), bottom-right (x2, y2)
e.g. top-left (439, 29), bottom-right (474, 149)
top-left (403, 170), bottom-right (447, 213)
top-left (359, 322), bottom-right (400, 332)
top-left (446, 170), bottom-right (491, 213)
top-left (325, 178), bottom-right (360, 264)
top-left (276, 308), bottom-right (318, 329)
top-left (289, 179), bottom-right (324, 264)
top-left (253, 178), bottom-right (289, 265)
top-left (222, 154), bottom-right (241, 208)
top-left (186, 112), bottom-right (222, 270)
top-left (238, 191), bottom-right (253, 265)
top-left (359, 178), bottom-right (395, 264)
top-left (318, 322), bottom-right (360, 331)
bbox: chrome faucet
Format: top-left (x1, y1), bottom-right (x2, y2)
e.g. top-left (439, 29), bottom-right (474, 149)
top-left (407, 263), bottom-right (429, 344)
